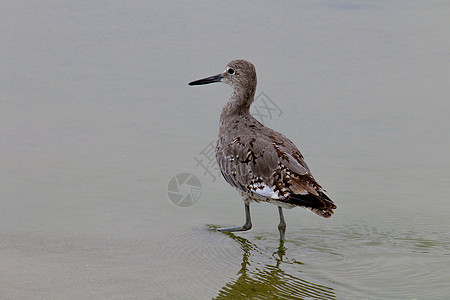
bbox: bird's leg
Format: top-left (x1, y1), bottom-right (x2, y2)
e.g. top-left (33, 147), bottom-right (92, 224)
top-left (217, 203), bottom-right (252, 232)
top-left (278, 206), bottom-right (286, 240)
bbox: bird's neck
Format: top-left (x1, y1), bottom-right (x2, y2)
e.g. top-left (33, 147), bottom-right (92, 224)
top-left (219, 86), bottom-right (256, 122)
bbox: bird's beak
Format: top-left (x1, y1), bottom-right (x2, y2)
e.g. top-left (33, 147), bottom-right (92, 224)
top-left (188, 73), bottom-right (223, 86)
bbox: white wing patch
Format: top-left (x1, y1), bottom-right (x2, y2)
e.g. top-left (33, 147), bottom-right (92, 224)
top-left (254, 183), bottom-right (280, 199)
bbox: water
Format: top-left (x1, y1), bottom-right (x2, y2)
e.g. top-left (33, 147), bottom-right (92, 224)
top-left (1, 1), bottom-right (450, 299)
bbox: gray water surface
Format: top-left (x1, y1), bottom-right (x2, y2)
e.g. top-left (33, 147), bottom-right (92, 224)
top-left (2, 1), bottom-right (450, 299)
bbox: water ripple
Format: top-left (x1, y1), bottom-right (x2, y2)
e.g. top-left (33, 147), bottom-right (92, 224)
top-left (284, 222), bottom-right (450, 298)
top-left (150, 220), bottom-right (450, 298)
top-left (214, 233), bottom-right (336, 300)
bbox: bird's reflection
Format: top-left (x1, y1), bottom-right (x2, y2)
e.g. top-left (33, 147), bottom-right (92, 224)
top-left (214, 232), bottom-right (335, 299)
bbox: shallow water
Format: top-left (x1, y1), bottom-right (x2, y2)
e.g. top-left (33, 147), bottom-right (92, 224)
top-left (2, 1), bottom-right (450, 299)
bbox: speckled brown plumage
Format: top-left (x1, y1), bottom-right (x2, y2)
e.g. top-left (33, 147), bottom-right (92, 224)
top-left (189, 59), bottom-right (336, 239)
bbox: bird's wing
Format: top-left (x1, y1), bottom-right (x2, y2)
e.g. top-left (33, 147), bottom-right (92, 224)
top-left (216, 130), bottom-right (336, 216)
top-left (216, 135), bottom-right (255, 193)
top-left (216, 131), bottom-right (312, 196)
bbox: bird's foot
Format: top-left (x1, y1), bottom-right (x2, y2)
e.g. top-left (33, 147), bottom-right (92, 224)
top-left (216, 224), bottom-right (252, 232)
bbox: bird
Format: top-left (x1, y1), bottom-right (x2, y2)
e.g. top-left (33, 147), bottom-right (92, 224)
top-left (188, 59), bottom-right (336, 240)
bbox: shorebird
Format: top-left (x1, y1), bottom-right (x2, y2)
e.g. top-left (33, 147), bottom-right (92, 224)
top-left (188, 60), bottom-right (336, 240)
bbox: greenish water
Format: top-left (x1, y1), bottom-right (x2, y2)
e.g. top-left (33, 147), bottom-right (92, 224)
top-left (214, 232), bottom-right (335, 299)
top-left (2, 1), bottom-right (450, 299)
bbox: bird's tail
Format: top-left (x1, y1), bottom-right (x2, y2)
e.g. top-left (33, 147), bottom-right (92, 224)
top-left (285, 191), bottom-right (336, 218)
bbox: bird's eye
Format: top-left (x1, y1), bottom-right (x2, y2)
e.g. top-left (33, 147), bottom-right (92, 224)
top-left (227, 67), bottom-right (235, 75)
